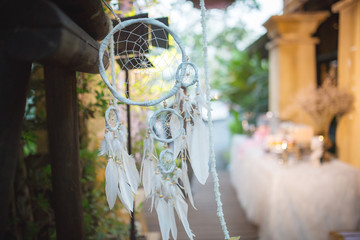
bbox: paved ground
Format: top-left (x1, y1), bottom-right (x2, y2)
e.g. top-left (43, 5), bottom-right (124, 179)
top-left (143, 117), bottom-right (259, 240)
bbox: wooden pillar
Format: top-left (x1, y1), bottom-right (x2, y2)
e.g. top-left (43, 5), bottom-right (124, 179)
top-left (333, 0), bottom-right (360, 168)
top-left (44, 66), bottom-right (84, 239)
top-left (264, 12), bottom-right (329, 124)
top-left (0, 50), bottom-right (31, 239)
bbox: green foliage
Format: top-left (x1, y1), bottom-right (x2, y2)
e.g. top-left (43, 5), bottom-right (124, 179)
top-left (81, 150), bottom-right (128, 240)
top-left (7, 64), bottom-right (129, 239)
top-left (228, 110), bottom-right (244, 135)
top-left (213, 51), bottom-right (268, 134)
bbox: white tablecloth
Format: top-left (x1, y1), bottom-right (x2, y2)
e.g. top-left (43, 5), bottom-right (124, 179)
top-left (230, 135), bottom-right (360, 240)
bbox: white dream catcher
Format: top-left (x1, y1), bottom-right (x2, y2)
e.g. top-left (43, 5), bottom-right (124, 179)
top-left (98, 1), bottom-right (238, 239)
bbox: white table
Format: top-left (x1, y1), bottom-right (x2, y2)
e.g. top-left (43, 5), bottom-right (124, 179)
top-left (230, 135), bottom-right (360, 240)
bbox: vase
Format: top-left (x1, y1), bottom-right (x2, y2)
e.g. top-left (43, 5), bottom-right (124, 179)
top-left (312, 117), bottom-right (333, 162)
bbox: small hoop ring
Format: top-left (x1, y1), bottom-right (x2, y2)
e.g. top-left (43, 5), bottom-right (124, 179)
top-left (149, 108), bottom-right (183, 143)
top-left (177, 62), bottom-right (199, 88)
top-left (158, 149), bottom-right (176, 174)
top-left (105, 106), bottom-right (120, 132)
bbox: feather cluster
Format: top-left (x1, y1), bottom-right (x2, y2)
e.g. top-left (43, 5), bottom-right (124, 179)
top-left (99, 112), bottom-right (140, 212)
top-left (140, 85), bottom-right (209, 239)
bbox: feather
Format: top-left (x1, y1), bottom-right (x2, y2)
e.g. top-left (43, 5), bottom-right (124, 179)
top-left (175, 197), bottom-right (194, 240)
top-left (118, 167), bottom-right (134, 212)
top-left (186, 121), bottom-right (193, 151)
top-left (141, 159), bottom-right (154, 197)
top-left (170, 113), bottom-right (184, 159)
top-left (112, 138), bottom-right (122, 155)
top-left (123, 152), bottom-right (140, 193)
top-left (99, 138), bottom-right (108, 156)
top-left (189, 116), bottom-right (209, 184)
top-left (168, 201), bottom-right (177, 240)
top-left (156, 198), bottom-right (170, 240)
top-left (105, 158), bottom-right (118, 209)
top-left (181, 160), bottom-right (196, 209)
top-left (195, 86), bottom-right (210, 111)
top-left (104, 131), bottom-right (114, 154)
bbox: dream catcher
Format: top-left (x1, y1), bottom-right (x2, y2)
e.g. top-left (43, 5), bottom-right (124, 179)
top-left (98, 0), bottom-right (236, 239)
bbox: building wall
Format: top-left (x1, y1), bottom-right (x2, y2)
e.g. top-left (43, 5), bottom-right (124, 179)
top-left (333, 0), bottom-right (360, 168)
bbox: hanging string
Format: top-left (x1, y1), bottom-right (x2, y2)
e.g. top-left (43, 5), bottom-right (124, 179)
top-left (108, 17), bottom-right (118, 108)
top-left (199, 1), bottom-right (230, 239)
top-left (102, 0), bottom-right (120, 22)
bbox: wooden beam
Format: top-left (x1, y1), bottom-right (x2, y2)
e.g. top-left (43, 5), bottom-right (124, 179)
top-left (44, 65), bottom-right (84, 240)
top-left (51, 0), bottom-right (109, 41)
top-left (0, 50), bottom-right (31, 239)
top-left (3, 0), bottom-right (108, 74)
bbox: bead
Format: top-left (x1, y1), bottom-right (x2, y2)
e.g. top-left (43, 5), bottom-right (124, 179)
top-left (185, 98), bottom-right (189, 101)
top-left (114, 135), bottom-right (118, 138)
top-left (186, 73), bottom-right (190, 76)
top-left (118, 127), bottom-right (121, 130)
top-left (156, 171), bottom-right (160, 175)
top-left (164, 143), bottom-right (168, 148)
top-left (186, 118), bottom-right (191, 122)
top-left (194, 106), bottom-right (198, 110)
top-left (145, 135), bottom-right (149, 139)
top-left (109, 155), bottom-right (113, 158)
top-left (168, 196), bottom-right (172, 199)
top-left (157, 190), bottom-right (160, 194)
top-left (197, 112), bottom-right (201, 116)
top-left (182, 135), bottom-right (186, 139)
top-left (165, 123), bottom-right (170, 127)
top-left (105, 129), bottom-right (109, 132)
top-left (196, 92), bottom-right (200, 95)
top-left (166, 177), bottom-right (170, 181)
top-left (174, 103), bottom-right (178, 107)
top-left (145, 154), bottom-right (149, 157)
top-left (148, 129), bottom-right (151, 134)
top-left (159, 194), bottom-right (163, 198)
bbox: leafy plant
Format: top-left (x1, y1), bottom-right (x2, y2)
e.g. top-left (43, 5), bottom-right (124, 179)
top-left (213, 51), bottom-right (268, 134)
top-left (7, 65), bottom-right (129, 240)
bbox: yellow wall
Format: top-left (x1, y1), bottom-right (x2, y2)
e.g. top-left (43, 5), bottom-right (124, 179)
top-left (333, 0), bottom-right (360, 168)
top-left (264, 13), bottom-right (328, 124)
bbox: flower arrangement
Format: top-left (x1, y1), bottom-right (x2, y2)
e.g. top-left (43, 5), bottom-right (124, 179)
top-left (296, 76), bottom-right (354, 148)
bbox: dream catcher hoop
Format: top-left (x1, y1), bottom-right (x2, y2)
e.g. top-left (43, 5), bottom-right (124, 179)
top-left (99, 18), bottom-right (187, 106)
top-left (97, 0), bottom-right (236, 239)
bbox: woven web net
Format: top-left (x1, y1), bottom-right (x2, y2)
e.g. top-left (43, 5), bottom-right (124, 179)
top-left (105, 21), bottom-right (183, 103)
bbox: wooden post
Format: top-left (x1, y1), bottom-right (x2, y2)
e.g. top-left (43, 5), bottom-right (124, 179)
top-left (44, 65), bottom-right (84, 240)
top-left (0, 50), bottom-right (31, 239)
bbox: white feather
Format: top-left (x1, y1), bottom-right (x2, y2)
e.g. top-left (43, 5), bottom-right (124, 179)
top-left (170, 114), bottom-right (184, 159)
top-left (189, 116), bottom-right (209, 184)
top-left (195, 87), bottom-right (210, 111)
top-left (186, 121), bottom-right (192, 151)
top-left (168, 201), bottom-right (177, 240)
top-left (181, 160), bottom-right (196, 209)
top-left (105, 158), bottom-right (118, 209)
top-left (175, 197), bottom-right (194, 240)
top-left (141, 159), bottom-right (154, 197)
top-left (112, 138), bottom-right (122, 155)
top-left (118, 167), bottom-right (134, 212)
top-left (123, 152), bottom-right (140, 193)
top-left (104, 131), bottom-right (114, 154)
top-left (99, 139), bottom-right (108, 156)
top-left (156, 198), bottom-right (170, 240)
